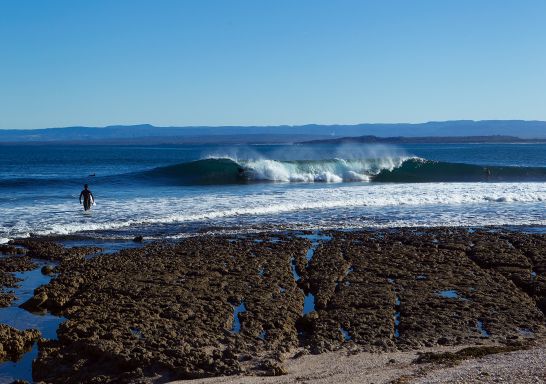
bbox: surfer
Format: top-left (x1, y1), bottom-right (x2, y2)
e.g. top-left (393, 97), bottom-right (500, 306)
top-left (484, 167), bottom-right (492, 180)
top-left (79, 184), bottom-right (95, 211)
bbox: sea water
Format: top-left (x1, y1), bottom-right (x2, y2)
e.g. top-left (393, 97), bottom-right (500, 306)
top-left (1, 143), bottom-right (545, 242)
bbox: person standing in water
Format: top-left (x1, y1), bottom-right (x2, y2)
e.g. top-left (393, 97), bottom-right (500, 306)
top-left (79, 184), bottom-right (94, 211)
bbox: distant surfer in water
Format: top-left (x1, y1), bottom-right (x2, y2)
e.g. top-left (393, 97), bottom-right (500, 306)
top-left (79, 184), bottom-right (94, 211)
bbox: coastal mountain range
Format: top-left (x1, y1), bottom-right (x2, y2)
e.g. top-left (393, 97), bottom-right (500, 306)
top-left (0, 120), bottom-right (545, 144)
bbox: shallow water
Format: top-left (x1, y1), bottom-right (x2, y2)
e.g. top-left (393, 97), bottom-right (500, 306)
top-left (340, 326), bottom-right (351, 341)
top-left (476, 320), bottom-right (491, 337)
top-left (290, 257), bottom-right (301, 282)
top-left (303, 293), bottom-right (316, 316)
top-left (231, 302), bottom-right (247, 334)
top-left (438, 290), bottom-right (459, 299)
top-left (0, 266), bottom-right (65, 384)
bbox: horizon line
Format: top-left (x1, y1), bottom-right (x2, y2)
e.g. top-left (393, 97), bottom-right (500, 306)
top-left (2, 119), bottom-right (545, 131)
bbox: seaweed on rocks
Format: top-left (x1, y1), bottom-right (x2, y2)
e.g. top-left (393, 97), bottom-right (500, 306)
top-left (414, 344), bottom-right (524, 366)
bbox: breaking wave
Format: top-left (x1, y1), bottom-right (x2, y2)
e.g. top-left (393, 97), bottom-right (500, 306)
top-left (141, 157), bottom-right (546, 185)
top-left (2, 157), bottom-right (546, 188)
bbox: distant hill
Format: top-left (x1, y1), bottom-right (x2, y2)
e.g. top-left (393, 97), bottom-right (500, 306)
top-left (301, 135), bottom-right (546, 145)
top-left (0, 120), bottom-right (545, 143)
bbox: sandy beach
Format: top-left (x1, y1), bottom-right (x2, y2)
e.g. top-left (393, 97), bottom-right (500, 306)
top-left (182, 343), bottom-right (546, 384)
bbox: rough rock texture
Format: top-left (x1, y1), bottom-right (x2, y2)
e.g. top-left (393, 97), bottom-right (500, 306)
top-left (301, 229), bottom-right (545, 353)
top-left (32, 235), bottom-right (310, 383)
top-left (0, 240), bottom-right (100, 309)
top-left (0, 272), bottom-right (19, 307)
top-left (10, 229), bottom-right (545, 383)
top-left (0, 255), bottom-right (37, 307)
top-left (0, 244), bottom-right (26, 256)
top-left (9, 239), bottom-right (102, 261)
top-left (0, 324), bottom-right (40, 362)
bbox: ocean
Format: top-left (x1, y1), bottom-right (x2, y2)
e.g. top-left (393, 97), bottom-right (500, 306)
top-left (1, 142), bottom-right (545, 243)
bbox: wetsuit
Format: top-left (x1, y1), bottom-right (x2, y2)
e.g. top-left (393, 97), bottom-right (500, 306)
top-left (80, 189), bottom-right (94, 211)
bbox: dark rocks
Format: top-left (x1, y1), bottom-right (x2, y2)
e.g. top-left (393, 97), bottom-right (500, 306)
top-left (299, 229), bottom-right (545, 353)
top-left (41, 265), bottom-right (55, 275)
top-left (20, 289), bottom-right (48, 313)
top-left (133, 236), bottom-right (144, 243)
top-left (31, 235), bottom-right (310, 383)
top-left (260, 360), bottom-right (288, 376)
top-left (6, 229), bottom-right (544, 383)
top-left (0, 324), bottom-right (40, 362)
top-left (9, 239), bottom-right (101, 261)
top-left (0, 272), bottom-right (19, 307)
top-left (414, 345), bottom-right (522, 365)
top-left (0, 255), bottom-right (37, 272)
top-left (0, 255), bottom-right (37, 307)
top-left (0, 244), bottom-right (25, 255)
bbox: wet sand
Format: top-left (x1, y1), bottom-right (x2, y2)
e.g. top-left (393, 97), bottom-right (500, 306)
top-left (0, 228), bottom-right (545, 383)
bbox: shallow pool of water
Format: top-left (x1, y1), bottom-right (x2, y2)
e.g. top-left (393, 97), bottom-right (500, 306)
top-left (438, 290), bottom-right (459, 299)
top-left (340, 326), bottom-right (351, 341)
top-left (231, 302), bottom-right (247, 333)
top-left (0, 265), bottom-right (65, 384)
top-left (303, 293), bottom-right (315, 316)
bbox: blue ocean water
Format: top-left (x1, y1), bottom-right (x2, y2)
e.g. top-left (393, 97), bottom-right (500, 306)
top-left (1, 143), bottom-right (545, 242)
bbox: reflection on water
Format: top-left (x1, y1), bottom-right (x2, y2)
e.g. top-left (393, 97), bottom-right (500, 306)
top-left (0, 266), bottom-right (65, 383)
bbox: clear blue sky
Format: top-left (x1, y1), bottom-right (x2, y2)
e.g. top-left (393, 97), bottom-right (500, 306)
top-left (1, 0), bottom-right (545, 129)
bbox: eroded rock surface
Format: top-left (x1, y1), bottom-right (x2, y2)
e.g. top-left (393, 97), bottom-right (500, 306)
top-left (9, 239), bottom-right (101, 261)
top-left (0, 255), bottom-right (37, 307)
top-left (301, 229), bottom-right (545, 353)
top-left (10, 229), bottom-right (545, 383)
top-left (0, 324), bottom-right (40, 362)
top-left (32, 236), bottom-right (310, 383)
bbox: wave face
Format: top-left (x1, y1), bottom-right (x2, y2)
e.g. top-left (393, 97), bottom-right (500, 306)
top-left (373, 159), bottom-right (546, 182)
top-left (140, 157), bottom-right (546, 185)
top-left (140, 157), bottom-right (407, 184)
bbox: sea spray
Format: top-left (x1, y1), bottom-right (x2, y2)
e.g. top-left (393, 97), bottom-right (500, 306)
top-left (140, 157), bottom-right (546, 185)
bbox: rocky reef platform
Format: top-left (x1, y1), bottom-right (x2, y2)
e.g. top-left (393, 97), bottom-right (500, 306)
top-left (0, 228), bottom-right (545, 383)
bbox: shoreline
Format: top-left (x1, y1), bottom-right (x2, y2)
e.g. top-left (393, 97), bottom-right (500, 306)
top-left (0, 227), bottom-right (545, 383)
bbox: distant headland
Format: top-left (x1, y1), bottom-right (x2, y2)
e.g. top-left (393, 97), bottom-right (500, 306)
top-left (0, 120), bottom-right (545, 144)
top-left (301, 135), bottom-right (546, 145)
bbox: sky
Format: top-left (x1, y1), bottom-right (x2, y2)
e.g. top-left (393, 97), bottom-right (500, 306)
top-left (1, 0), bottom-right (546, 129)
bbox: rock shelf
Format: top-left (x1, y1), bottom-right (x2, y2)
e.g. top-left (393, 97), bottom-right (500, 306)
top-left (0, 228), bottom-right (544, 383)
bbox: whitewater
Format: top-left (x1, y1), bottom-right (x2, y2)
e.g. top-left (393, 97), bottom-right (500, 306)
top-left (1, 143), bottom-right (545, 242)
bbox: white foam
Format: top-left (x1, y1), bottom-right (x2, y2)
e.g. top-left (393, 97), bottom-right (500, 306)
top-left (240, 157), bottom-right (410, 183)
top-left (2, 182), bottom-right (546, 241)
